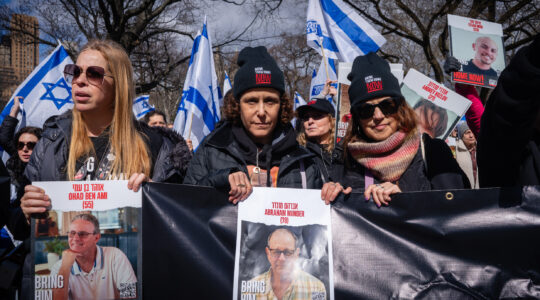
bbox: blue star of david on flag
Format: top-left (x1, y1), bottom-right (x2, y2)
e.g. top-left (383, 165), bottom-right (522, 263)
top-left (40, 77), bottom-right (73, 109)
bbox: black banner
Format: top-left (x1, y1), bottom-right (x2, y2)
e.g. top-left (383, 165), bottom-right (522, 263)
top-left (142, 183), bottom-right (540, 299)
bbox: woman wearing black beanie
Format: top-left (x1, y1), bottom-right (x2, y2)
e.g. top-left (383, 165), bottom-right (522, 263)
top-left (184, 46), bottom-right (349, 204)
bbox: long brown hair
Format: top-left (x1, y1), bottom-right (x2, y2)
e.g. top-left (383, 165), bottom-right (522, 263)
top-left (296, 114), bottom-right (335, 153)
top-left (67, 40), bottom-right (151, 180)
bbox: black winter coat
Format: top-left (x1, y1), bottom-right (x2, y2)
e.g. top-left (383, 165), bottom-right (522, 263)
top-left (340, 133), bottom-right (469, 192)
top-left (23, 111), bottom-right (191, 184)
top-left (184, 122), bottom-right (323, 190)
top-left (0, 115), bottom-right (18, 156)
top-left (302, 140), bottom-right (344, 183)
top-left (478, 35), bottom-right (540, 188)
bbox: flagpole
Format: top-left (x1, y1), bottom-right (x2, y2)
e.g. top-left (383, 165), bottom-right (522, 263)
top-left (318, 36), bottom-right (330, 80)
top-left (187, 111), bottom-right (194, 139)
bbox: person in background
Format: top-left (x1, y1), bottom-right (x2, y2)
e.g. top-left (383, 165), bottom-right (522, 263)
top-left (184, 46), bottom-right (348, 204)
top-left (144, 110), bottom-right (167, 127)
top-left (0, 96), bottom-right (43, 201)
top-left (455, 122), bottom-right (479, 189)
top-left (444, 56), bottom-right (484, 138)
top-left (296, 98), bottom-right (343, 183)
top-left (478, 34), bottom-right (540, 187)
top-left (338, 52), bottom-right (469, 207)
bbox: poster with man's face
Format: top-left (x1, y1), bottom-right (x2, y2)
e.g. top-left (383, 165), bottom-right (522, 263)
top-left (401, 69), bottom-right (471, 140)
top-left (448, 14), bottom-right (506, 88)
top-left (233, 188), bottom-right (333, 300)
top-left (31, 180), bottom-right (142, 300)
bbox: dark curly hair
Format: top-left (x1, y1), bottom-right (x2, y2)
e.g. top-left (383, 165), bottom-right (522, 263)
top-left (222, 90), bottom-right (294, 125)
top-left (6, 126), bottom-right (42, 185)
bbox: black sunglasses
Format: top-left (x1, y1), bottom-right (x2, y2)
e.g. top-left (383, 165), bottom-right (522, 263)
top-left (17, 141), bottom-right (36, 151)
top-left (353, 98), bottom-right (402, 120)
top-left (64, 64), bottom-right (114, 85)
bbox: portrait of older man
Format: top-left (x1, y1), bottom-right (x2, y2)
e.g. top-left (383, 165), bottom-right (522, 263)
top-left (50, 213), bottom-right (137, 300)
top-left (462, 36), bottom-right (499, 77)
top-left (246, 228), bottom-right (326, 300)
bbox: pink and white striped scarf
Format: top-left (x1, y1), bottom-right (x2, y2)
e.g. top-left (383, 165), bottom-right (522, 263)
top-left (348, 130), bottom-right (420, 182)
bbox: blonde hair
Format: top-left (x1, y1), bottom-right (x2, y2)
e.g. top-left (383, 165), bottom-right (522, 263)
top-left (296, 114), bottom-right (335, 153)
top-left (67, 40), bottom-right (151, 180)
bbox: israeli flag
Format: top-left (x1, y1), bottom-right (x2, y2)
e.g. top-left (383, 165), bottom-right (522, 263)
top-left (306, 0), bottom-right (386, 62)
top-left (132, 95), bottom-right (154, 120)
top-left (0, 44), bottom-right (73, 131)
top-left (223, 71), bottom-right (232, 98)
top-left (173, 17), bottom-right (221, 150)
top-left (309, 57), bottom-right (337, 103)
top-left (294, 91), bottom-right (307, 111)
top-left (291, 92), bottom-right (307, 129)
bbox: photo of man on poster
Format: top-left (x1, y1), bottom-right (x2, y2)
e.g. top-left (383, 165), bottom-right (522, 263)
top-left (462, 36), bottom-right (499, 77)
top-left (244, 228), bottom-right (326, 300)
top-left (49, 213), bottom-right (137, 300)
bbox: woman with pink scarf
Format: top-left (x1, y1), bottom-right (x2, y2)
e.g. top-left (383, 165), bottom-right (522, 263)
top-left (339, 53), bottom-right (469, 207)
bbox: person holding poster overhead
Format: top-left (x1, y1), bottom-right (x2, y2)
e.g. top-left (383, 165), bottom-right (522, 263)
top-left (184, 46), bottom-right (349, 204)
top-left (15, 40), bottom-right (189, 233)
top-left (339, 53), bottom-right (469, 207)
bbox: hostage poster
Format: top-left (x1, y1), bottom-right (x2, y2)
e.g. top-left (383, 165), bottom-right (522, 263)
top-left (31, 180), bottom-right (141, 300)
top-left (448, 14), bottom-right (506, 88)
top-left (233, 187), bottom-right (333, 300)
top-left (401, 68), bottom-right (471, 140)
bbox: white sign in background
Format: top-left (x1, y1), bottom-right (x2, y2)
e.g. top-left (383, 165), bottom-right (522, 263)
top-left (403, 69), bottom-right (471, 115)
top-left (33, 180), bottom-right (141, 212)
top-left (447, 14), bottom-right (503, 36)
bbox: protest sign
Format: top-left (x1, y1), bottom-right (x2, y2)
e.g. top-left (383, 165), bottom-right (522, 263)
top-left (448, 14), bottom-right (505, 88)
top-left (402, 69), bottom-right (471, 139)
top-left (142, 183), bottom-right (540, 299)
top-left (233, 188), bottom-right (333, 300)
top-left (31, 180), bottom-right (141, 300)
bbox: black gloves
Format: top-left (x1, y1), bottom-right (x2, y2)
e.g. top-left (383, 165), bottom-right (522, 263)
top-left (443, 56), bottom-right (462, 75)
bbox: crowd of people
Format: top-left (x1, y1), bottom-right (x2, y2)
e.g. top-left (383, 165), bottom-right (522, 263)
top-left (0, 33), bottom-right (538, 298)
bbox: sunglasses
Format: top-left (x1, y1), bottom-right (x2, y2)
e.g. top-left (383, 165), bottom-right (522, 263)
top-left (353, 98), bottom-right (402, 120)
top-left (64, 64), bottom-right (114, 85)
top-left (300, 111), bottom-right (328, 122)
top-left (17, 141), bottom-right (36, 151)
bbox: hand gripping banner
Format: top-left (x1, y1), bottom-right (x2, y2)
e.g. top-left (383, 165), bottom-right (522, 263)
top-left (142, 183), bottom-right (540, 299)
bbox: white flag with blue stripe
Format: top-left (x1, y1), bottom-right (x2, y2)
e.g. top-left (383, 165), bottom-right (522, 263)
top-left (291, 91), bottom-right (307, 129)
top-left (173, 17), bottom-right (221, 150)
top-left (309, 57), bottom-right (337, 103)
top-left (0, 44), bottom-right (73, 132)
top-left (132, 95), bottom-right (154, 120)
top-left (223, 71), bottom-right (232, 98)
top-left (306, 0), bottom-right (386, 62)
top-left (294, 91), bottom-right (307, 111)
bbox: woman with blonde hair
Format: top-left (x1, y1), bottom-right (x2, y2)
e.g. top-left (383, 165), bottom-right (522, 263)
top-left (17, 39), bottom-right (189, 223)
top-left (296, 97), bottom-right (343, 183)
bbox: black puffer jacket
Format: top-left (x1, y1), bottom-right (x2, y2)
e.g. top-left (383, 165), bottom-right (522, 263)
top-left (478, 35), bottom-right (540, 188)
top-left (303, 140), bottom-right (344, 183)
top-left (341, 133), bottom-right (469, 192)
top-left (184, 122), bottom-right (323, 189)
top-left (23, 110), bottom-right (191, 184)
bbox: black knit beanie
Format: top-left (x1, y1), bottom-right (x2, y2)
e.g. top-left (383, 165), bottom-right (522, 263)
top-left (233, 46), bottom-right (285, 100)
top-left (347, 52), bottom-right (403, 108)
